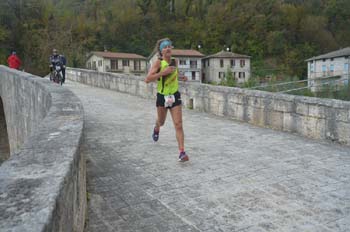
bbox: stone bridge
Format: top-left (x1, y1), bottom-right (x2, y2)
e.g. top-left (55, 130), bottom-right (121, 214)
top-left (0, 66), bottom-right (349, 231)
top-left (0, 66), bottom-right (85, 232)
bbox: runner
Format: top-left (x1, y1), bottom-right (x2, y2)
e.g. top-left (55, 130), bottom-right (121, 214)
top-left (144, 38), bottom-right (189, 162)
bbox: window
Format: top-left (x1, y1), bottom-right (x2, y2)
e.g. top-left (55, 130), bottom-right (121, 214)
top-left (219, 72), bottom-right (225, 79)
top-left (111, 60), bottom-right (118, 70)
top-left (190, 60), bottom-right (197, 68)
top-left (231, 59), bottom-right (235, 68)
top-left (92, 61), bottom-right (96, 69)
top-left (122, 59), bottom-right (129, 66)
top-left (87, 62), bottom-right (91, 69)
top-left (310, 63), bottom-right (314, 73)
top-left (180, 59), bottom-right (186, 65)
top-left (322, 65), bottom-right (327, 76)
top-left (207, 60), bottom-right (210, 66)
top-left (240, 60), bottom-right (245, 67)
top-left (330, 64), bottom-right (334, 72)
top-left (134, 60), bottom-right (141, 71)
top-left (239, 72), bottom-right (245, 78)
top-left (98, 60), bottom-right (102, 67)
top-left (192, 71), bottom-right (196, 80)
top-left (344, 63), bottom-right (349, 73)
top-left (220, 59), bottom-right (224, 68)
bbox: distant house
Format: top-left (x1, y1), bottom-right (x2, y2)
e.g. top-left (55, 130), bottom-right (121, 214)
top-left (86, 51), bottom-right (147, 75)
top-left (148, 49), bottom-right (205, 82)
top-left (202, 51), bottom-right (251, 84)
top-left (306, 47), bottom-right (350, 92)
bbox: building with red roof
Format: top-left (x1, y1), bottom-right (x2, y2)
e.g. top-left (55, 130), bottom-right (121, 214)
top-left (86, 51), bottom-right (147, 75)
top-left (148, 49), bottom-right (205, 82)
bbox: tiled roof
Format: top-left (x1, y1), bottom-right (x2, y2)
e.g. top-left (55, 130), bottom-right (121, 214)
top-left (148, 49), bottom-right (205, 59)
top-left (204, 50), bottom-right (250, 59)
top-left (171, 49), bottom-right (205, 57)
top-left (90, 51), bottom-right (146, 59)
top-left (305, 47), bottom-right (350, 61)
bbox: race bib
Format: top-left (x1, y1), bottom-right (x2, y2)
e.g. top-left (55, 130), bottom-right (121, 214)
top-left (164, 95), bottom-right (175, 107)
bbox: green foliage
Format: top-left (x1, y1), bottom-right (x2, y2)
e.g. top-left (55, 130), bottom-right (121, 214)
top-left (313, 83), bottom-right (350, 101)
top-left (242, 77), bottom-right (257, 88)
top-left (0, 0), bottom-right (349, 79)
top-left (221, 68), bottom-right (236, 87)
top-left (288, 82), bottom-right (350, 101)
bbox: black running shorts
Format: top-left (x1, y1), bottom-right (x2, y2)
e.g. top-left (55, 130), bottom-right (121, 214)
top-left (156, 91), bottom-right (182, 109)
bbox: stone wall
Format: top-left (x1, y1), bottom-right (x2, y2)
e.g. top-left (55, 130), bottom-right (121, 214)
top-left (67, 68), bottom-right (350, 146)
top-left (0, 97), bottom-right (10, 162)
top-left (0, 65), bottom-right (86, 232)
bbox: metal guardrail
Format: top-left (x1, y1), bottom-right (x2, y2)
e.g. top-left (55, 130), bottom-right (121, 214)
top-left (279, 77), bottom-right (349, 94)
top-left (248, 79), bottom-right (308, 90)
top-left (247, 74), bottom-right (349, 94)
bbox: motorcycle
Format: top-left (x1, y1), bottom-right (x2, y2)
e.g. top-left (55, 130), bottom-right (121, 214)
top-left (50, 62), bottom-right (63, 85)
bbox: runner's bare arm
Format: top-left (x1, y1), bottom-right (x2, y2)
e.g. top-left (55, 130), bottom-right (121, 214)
top-left (145, 60), bottom-right (175, 83)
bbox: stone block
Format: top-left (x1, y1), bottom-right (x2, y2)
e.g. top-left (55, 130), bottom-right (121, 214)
top-left (229, 94), bottom-right (245, 104)
top-left (109, 77), bottom-right (118, 91)
top-left (282, 112), bottom-right (295, 132)
top-left (308, 104), bottom-right (326, 119)
top-left (248, 107), bottom-right (265, 127)
top-left (209, 91), bottom-right (225, 116)
top-left (296, 116), bottom-right (326, 140)
top-left (335, 122), bottom-right (350, 144)
top-left (267, 111), bottom-right (284, 130)
top-left (295, 101), bottom-right (309, 116)
top-left (247, 96), bottom-right (264, 109)
top-left (272, 99), bottom-right (294, 113)
top-left (335, 108), bottom-right (350, 122)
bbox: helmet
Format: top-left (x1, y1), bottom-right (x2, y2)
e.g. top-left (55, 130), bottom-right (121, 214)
top-left (52, 49), bottom-right (58, 54)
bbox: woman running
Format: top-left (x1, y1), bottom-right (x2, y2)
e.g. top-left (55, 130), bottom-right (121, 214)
top-left (144, 38), bottom-right (189, 162)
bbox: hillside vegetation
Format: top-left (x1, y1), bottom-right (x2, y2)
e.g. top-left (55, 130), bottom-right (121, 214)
top-left (0, 0), bottom-right (349, 77)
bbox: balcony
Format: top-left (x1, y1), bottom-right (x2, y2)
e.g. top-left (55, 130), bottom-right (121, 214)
top-left (130, 69), bottom-right (145, 74)
top-left (107, 66), bottom-right (124, 73)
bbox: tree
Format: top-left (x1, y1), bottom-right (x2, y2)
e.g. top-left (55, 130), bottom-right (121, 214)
top-left (220, 68), bottom-right (236, 87)
top-left (137, 0), bottom-right (152, 15)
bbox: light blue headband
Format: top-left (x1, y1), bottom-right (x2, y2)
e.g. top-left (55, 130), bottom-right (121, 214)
top-left (159, 40), bottom-right (172, 51)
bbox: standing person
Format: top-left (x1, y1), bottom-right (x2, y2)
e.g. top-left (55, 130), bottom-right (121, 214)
top-left (7, 51), bottom-right (21, 70)
top-left (49, 49), bottom-right (66, 83)
top-left (144, 38), bottom-right (189, 162)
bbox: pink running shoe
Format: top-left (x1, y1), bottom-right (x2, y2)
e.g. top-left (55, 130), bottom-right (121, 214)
top-left (178, 151), bottom-right (189, 162)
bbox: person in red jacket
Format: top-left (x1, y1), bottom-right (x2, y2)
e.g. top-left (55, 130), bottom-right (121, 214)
top-left (7, 51), bottom-right (21, 70)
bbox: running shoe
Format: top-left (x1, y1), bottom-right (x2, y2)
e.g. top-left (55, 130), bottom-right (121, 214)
top-left (178, 151), bottom-right (189, 162)
top-left (152, 127), bottom-right (159, 142)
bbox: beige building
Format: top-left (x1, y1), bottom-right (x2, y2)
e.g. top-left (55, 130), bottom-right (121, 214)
top-left (306, 47), bottom-right (350, 92)
top-left (202, 51), bottom-right (251, 84)
top-left (86, 51), bottom-right (147, 75)
top-left (148, 49), bottom-right (205, 82)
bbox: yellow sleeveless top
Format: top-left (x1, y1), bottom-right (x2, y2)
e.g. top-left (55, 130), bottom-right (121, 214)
top-left (157, 59), bottom-right (178, 95)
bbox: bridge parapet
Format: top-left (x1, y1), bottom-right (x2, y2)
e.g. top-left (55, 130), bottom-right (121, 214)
top-left (67, 67), bottom-right (350, 146)
top-left (0, 66), bottom-right (86, 231)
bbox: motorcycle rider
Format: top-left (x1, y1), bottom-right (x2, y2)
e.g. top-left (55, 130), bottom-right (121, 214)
top-left (49, 49), bottom-right (66, 83)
